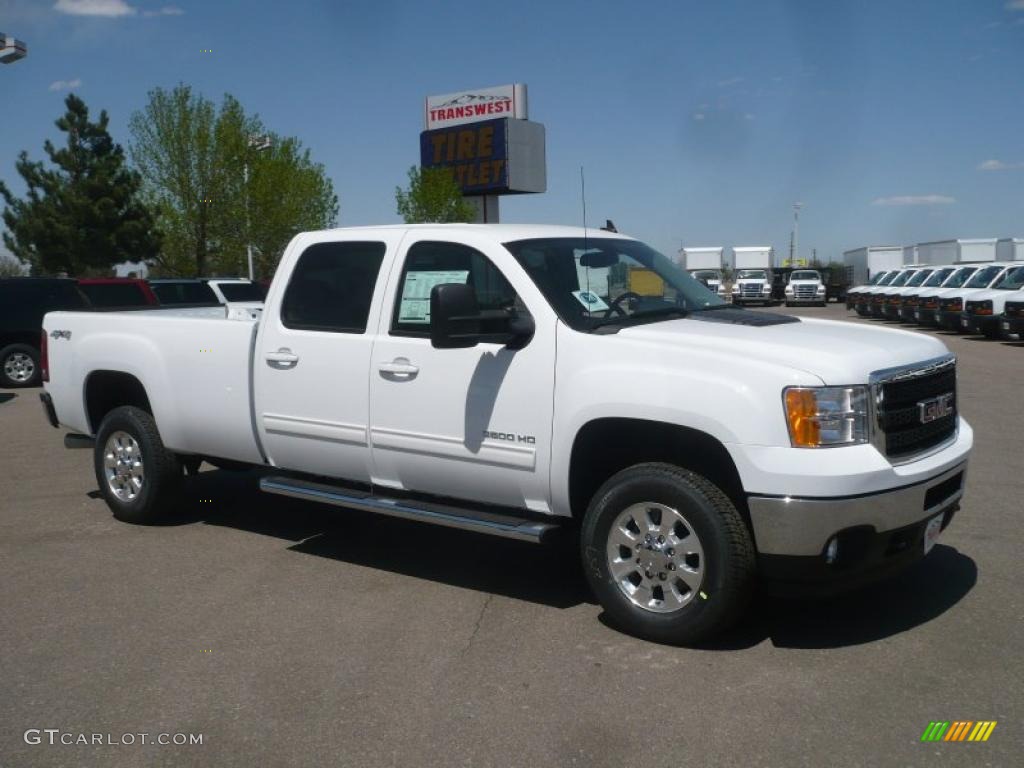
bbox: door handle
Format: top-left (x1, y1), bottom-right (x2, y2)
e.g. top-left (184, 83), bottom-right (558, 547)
top-left (378, 359), bottom-right (419, 378)
top-left (266, 348), bottom-right (299, 365)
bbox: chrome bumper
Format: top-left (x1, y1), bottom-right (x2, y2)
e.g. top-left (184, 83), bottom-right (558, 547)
top-left (747, 462), bottom-right (966, 556)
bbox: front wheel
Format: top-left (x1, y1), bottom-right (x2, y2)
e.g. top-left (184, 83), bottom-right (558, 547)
top-left (580, 463), bottom-right (755, 645)
top-left (94, 406), bottom-right (182, 524)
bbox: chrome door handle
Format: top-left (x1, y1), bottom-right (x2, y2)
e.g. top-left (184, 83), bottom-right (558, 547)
top-left (378, 359), bottom-right (419, 378)
top-left (266, 349), bottom-right (299, 365)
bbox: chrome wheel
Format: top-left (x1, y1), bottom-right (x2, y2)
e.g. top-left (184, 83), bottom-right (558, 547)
top-left (3, 352), bottom-right (35, 383)
top-left (606, 502), bottom-right (705, 614)
top-left (103, 431), bottom-right (144, 502)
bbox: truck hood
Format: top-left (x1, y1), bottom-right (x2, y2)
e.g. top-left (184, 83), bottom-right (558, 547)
top-left (617, 311), bottom-right (949, 385)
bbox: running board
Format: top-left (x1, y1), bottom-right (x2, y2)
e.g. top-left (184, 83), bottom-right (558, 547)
top-left (259, 476), bottom-right (557, 543)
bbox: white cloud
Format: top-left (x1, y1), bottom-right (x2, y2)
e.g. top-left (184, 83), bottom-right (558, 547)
top-left (743, 113), bottom-right (755, 120)
top-left (978, 159), bottom-right (1024, 171)
top-left (1005, 0), bottom-right (1024, 10)
top-left (692, 113), bottom-right (705, 121)
top-left (871, 195), bottom-right (956, 207)
top-left (48, 78), bottom-right (82, 91)
top-left (716, 77), bottom-right (744, 88)
top-left (54, 0), bottom-right (137, 16)
top-left (143, 6), bottom-right (184, 16)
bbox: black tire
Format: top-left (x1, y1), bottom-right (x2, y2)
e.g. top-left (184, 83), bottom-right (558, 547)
top-left (580, 463), bottom-right (755, 645)
top-left (0, 343), bottom-right (41, 388)
top-left (981, 325), bottom-right (1001, 340)
top-left (93, 406), bottom-right (182, 524)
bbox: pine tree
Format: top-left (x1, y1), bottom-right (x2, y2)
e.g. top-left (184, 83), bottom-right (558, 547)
top-left (0, 94), bottom-right (160, 276)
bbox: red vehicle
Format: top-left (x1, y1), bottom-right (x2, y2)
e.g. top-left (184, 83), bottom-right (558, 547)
top-left (76, 278), bottom-right (159, 308)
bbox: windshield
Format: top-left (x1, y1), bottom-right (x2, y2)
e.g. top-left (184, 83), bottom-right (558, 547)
top-left (942, 267), bottom-right (976, 288)
top-left (876, 272), bottom-right (898, 286)
top-left (889, 270), bottom-right (916, 287)
top-left (906, 269), bottom-right (933, 287)
top-left (218, 282), bottom-right (267, 302)
top-left (504, 237), bottom-right (725, 332)
top-left (737, 270), bottom-right (767, 280)
top-left (692, 270), bottom-right (721, 281)
top-left (790, 270), bottom-right (820, 281)
top-left (965, 265), bottom-right (1004, 289)
top-left (869, 272), bottom-right (888, 284)
top-left (993, 266), bottom-right (1024, 291)
top-left (922, 268), bottom-right (954, 287)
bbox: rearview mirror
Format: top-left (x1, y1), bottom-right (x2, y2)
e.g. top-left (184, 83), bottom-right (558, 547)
top-left (579, 249), bottom-right (618, 269)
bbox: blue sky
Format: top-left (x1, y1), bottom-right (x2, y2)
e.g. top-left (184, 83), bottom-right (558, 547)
top-left (2, 0), bottom-right (1023, 265)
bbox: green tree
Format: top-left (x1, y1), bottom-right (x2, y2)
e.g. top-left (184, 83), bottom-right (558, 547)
top-left (129, 85), bottom-right (338, 278)
top-left (395, 166), bottom-right (476, 223)
top-left (0, 94), bottom-right (160, 276)
top-left (0, 254), bottom-right (27, 277)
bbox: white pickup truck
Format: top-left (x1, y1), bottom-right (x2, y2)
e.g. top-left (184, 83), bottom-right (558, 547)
top-left (39, 224), bottom-right (972, 644)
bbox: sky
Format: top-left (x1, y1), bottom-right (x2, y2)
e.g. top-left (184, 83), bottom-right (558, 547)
top-left (2, 0), bottom-right (1023, 267)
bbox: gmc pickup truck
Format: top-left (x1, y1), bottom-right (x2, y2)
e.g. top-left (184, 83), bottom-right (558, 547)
top-left (39, 224), bottom-right (972, 644)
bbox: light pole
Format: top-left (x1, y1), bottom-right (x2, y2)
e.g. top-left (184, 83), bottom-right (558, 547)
top-left (1, 33), bottom-right (28, 64)
top-left (792, 202), bottom-right (803, 267)
top-left (244, 134), bottom-right (272, 280)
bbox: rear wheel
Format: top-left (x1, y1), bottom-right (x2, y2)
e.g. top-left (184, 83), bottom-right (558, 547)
top-left (0, 343), bottom-right (40, 388)
top-left (580, 463), bottom-right (755, 645)
top-left (93, 406), bottom-right (182, 524)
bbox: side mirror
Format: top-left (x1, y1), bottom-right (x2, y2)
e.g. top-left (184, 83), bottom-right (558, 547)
top-left (430, 283), bottom-right (481, 349)
top-left (429, 283), bottom-right (536, 350)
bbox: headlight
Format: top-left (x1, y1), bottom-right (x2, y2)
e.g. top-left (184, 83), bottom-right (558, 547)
top-left (731, 286), bottom-right (739, 294)
top-left (816, 285), bottom-right (825, 293)
top-left (785, 286), bottom-right (794, 294)
top-left (762, 285), bottom-right (771, 294)
top-left (784, 386), bottom-right (870, 448)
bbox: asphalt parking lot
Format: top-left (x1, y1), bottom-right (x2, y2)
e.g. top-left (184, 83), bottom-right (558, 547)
top-left (1, 302), bottom-right (1020, 768)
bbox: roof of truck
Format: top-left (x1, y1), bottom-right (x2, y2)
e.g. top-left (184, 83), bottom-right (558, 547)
top-left (312, 223), bottom-right (633, 240)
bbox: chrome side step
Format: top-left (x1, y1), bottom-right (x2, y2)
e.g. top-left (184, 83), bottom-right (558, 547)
top-left (259, 475), bottom-right (558, 543)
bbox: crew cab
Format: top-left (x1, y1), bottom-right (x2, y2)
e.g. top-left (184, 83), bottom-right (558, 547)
top-left (39, 224), bottom-right (972, 644)
top-left (1, 277), bottom-right (88, 388)
top-left (784, 270), bottom-right (826, 307)
top-left (937, 263), bottom-right (1014, 332)
top-left (912, 265), bottom-right (979, 326)
top-left (960, 264), bottom-right (1024, 338)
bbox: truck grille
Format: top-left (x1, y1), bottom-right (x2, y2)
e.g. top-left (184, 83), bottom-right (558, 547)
top-left (740, 284), bottom-right (762, 297)
top-left (871, 357), bottom-right (957, 460)
top-left (794, 285), bottom-right (816, 299)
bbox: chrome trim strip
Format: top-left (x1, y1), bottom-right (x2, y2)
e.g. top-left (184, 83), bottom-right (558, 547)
top-left (259, 476), bottom-right (555, 543)
top-left (747, 462), bottom-right (967, 556)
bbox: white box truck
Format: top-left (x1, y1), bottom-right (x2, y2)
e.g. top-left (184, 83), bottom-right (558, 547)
top-left (917, 239), bottom-right (998, 266)
top-left (680, 247), bottom-right (725, 298)
top-left (731, 247), bottom-right (774, 305)
top-left (996, 238), bottom-right (1024, 262)
top-left (843, 246), bottom-right (904, 287)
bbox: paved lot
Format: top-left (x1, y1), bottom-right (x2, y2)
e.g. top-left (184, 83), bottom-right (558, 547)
top-left (1, 303), bottom-right (1020, 768)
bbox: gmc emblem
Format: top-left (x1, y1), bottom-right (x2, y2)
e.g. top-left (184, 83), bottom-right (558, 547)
top-left (918, 393), bottom-right (954, 424)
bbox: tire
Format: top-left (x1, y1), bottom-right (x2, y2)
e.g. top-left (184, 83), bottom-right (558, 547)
top-left (580, 463), bottom-right (755, 645)
top-left (0, 343), bottom-right (40, 388)
top-left (93, 406), bottom-right (182, 524)
top-left (981, 324), bottom-right (1001, 340)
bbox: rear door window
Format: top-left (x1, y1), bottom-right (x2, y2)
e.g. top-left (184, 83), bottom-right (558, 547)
top-left (280, 241), bottom-right (387, 333)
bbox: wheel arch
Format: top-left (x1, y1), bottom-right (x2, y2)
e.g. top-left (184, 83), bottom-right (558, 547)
top-left (568, 417), bottom-right (747, 524)
top-left (84, 370), bottom-right (153, 434)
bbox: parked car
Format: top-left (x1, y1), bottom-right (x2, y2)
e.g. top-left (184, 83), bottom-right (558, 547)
top-left (204, 278), bottom-right (268, 304)
top-left (0, 277), bottom-right (88, 387)
top-left (40, 224), bottom-right (971, 645)
top-left (898, 266), bottom-right (955, 322)
top-left (147, 279), bottom-right (220, 306)
top-left (937, 263), bottom-right (1016, 332)
top-left (880, 267), bottom-right (936, 320)
top-left (846, 269), bottom-right (893, 310)
top-left (77, 278), bottom-right (159, 308)
top-left (856, 267), bottom-right (917, 317)
top-left (912, 265), bottom-right (979, 326)
top-left (960, 264), bottom-right (1024, 338)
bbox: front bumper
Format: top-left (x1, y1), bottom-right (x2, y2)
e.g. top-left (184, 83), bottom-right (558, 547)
top-left (1001, 315), bottom-right (1024, 335)
top-left (915, 306), bottom-right (939, 326)
top-left (960, 313), bottom-right (998, 335)
top-left (749, 462), bottom-right (966, 594)
top-left (785, 295), bottom-right (825, 305)
top-left (938, 309), bottom-right (964, 331)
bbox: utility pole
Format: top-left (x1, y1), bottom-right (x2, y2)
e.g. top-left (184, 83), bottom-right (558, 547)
top-left (792, 202), bottom-right (803, 267)
top-left (244, 135), bottom-right (272, 280)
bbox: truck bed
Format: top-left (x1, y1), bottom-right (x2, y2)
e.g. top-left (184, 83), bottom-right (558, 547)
top-left (44, 307), bottom-right (265, 465)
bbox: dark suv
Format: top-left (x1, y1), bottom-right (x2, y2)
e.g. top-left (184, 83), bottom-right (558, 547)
top-left (0, 278), bottom-right (88, 387)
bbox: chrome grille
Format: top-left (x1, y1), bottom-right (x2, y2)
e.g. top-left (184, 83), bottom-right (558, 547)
top-left (794, 285), bottom-right (816, 299)
top-left (870, 356), bottom-right (957, 461)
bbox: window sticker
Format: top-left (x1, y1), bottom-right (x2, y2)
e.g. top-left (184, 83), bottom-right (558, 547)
top-left (398, 269), bottom-right (470, 323)
top-left (572, 289), bottom-right (610, 312)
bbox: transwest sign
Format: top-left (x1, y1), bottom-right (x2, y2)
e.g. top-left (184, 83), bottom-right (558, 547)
top-left (425, 84), bottom-right (528, 130)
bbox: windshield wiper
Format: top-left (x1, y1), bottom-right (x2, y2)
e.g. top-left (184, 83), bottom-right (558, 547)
top-left (589, 306), bottom-right (692, 332)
